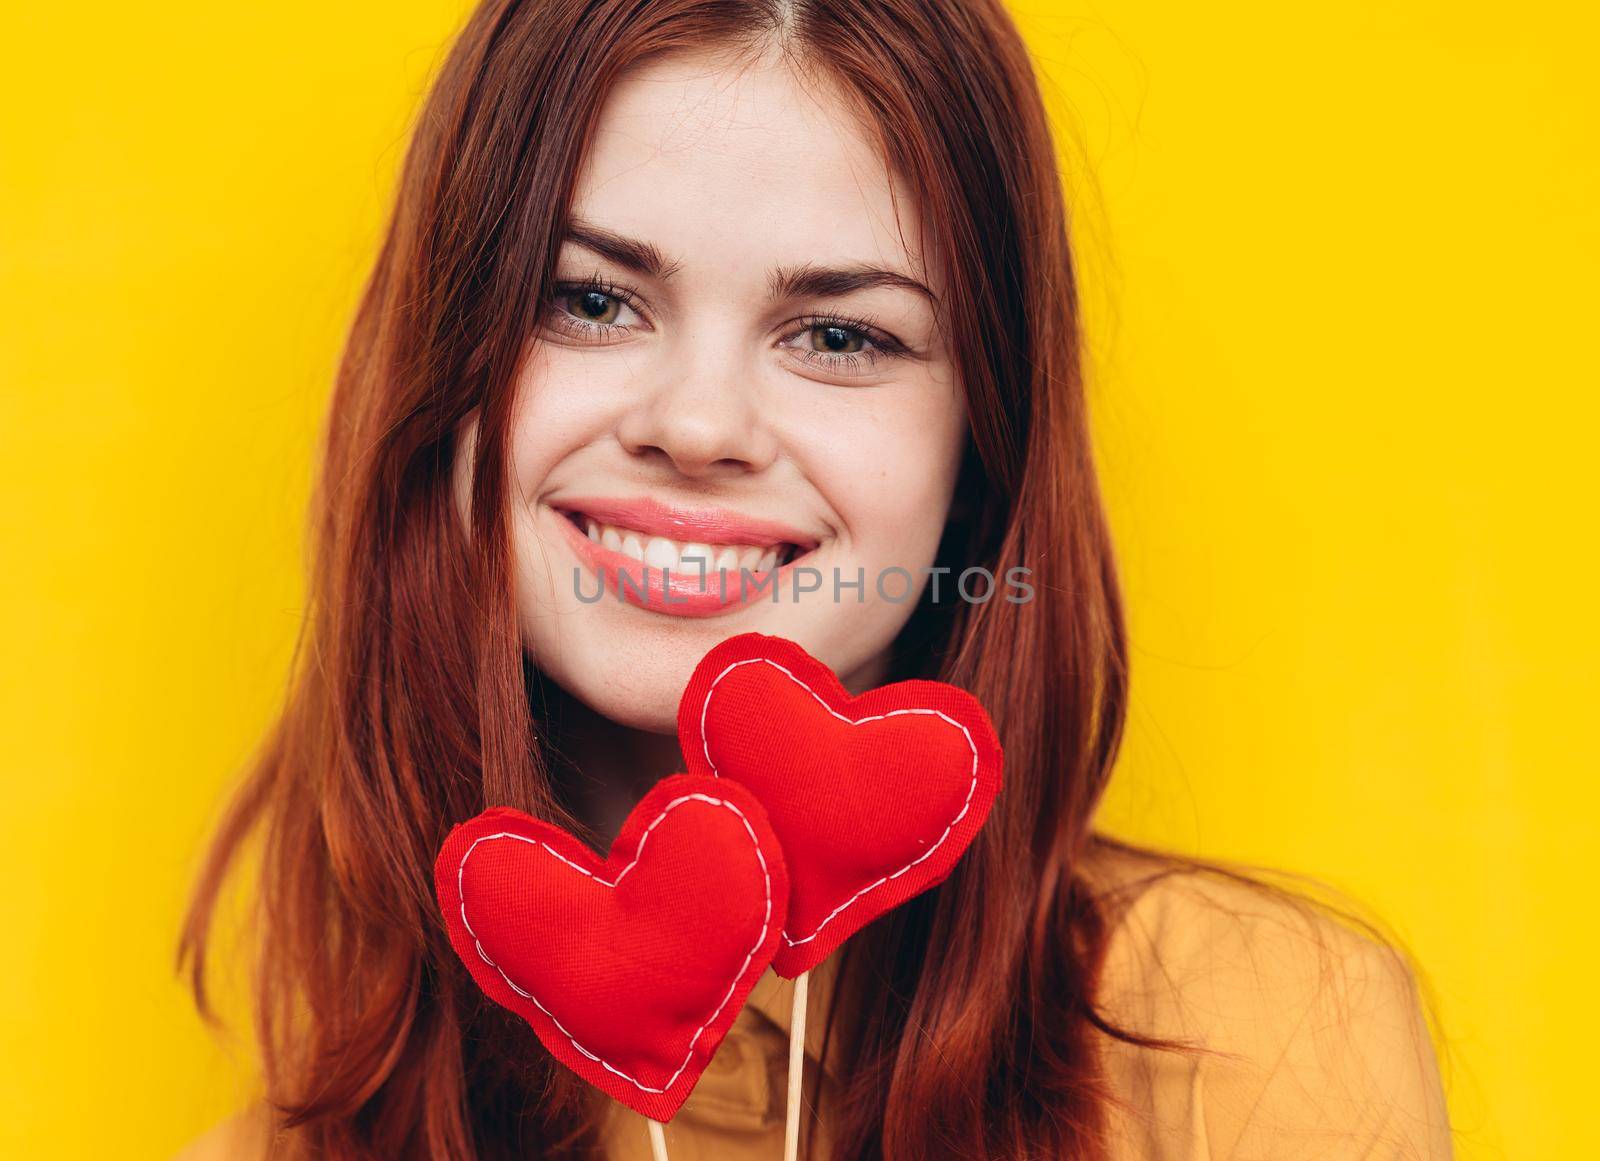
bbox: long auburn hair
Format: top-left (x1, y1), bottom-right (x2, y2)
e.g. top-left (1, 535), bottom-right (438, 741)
top-left (181, 0), bottom-right (1201, 1156)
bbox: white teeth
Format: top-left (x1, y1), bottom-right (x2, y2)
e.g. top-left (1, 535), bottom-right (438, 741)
top-left (680, 543), bottom-right (715, 571)
top-left (643, 536), bottom-right (679, 569)
top-left (578, 516), bottom-right (792, 572)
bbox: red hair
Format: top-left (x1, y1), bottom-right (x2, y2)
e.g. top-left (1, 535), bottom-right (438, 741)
top-left (182, 1), bottom-right (1219, 1155)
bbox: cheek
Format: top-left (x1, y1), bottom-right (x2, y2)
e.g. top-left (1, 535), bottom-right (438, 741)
top-left (809, 387), bottom-right (967, 560)
top-left (504, 347), bottom-right (619, 497)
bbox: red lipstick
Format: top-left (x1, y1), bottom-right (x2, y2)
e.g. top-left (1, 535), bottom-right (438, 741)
top-left (548, 502), bottom-right (820, 618)
top-left (553, 496), bottom-right (820, 552)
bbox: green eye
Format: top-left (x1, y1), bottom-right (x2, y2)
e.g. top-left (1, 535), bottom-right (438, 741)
top-left (808, 324), bottom-right (867, 354)
top-left (566, 289), bottom-right (622, 324)
top-left (780, 312), bottom-right (911, 381)
top-left (545, 277), bottom-right (644, 341)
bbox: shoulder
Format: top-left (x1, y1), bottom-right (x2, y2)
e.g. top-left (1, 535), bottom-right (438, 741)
top-left (1080, 839), bottom-right (1454, 1158)
top-left (171, 1104), bottom-right (276, 1161)
top-left (1082, 840), bottom-right (1400, 1004)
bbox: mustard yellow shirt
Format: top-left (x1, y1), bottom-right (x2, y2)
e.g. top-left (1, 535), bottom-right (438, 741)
top-left (179, 845), bottom-right (1454, 1159)
top-left (598, 844), bottom-right (1454, 1159)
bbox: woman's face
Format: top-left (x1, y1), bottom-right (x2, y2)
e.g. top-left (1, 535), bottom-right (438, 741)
top-left (457, 47), bottom-right (967, 733)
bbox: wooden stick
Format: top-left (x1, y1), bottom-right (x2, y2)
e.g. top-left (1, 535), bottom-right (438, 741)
top-left (646, 1117), bottom-right (669, 1161)
top-left (784, 969), bottom-right (811, 1161)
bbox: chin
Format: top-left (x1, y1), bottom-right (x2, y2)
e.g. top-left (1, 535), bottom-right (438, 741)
top-left (526, 622), bottom-right (726, 735)
top-left (517, 565), bottom-right (918, 732)
top-left (575, 679), bottom-right (681, 734)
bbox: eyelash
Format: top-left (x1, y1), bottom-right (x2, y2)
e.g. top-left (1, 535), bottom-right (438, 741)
top-left (543, 275), bottom-right (910, 377)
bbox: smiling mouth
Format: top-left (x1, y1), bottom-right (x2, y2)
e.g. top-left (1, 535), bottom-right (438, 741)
top-left (554, 508), bottom-right (815, 574)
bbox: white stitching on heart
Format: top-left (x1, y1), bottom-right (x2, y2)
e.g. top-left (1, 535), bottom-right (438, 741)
top-left (456, 792), bottom-right (774, 1097)
top-left (697, 657), bottom-right (979, 948)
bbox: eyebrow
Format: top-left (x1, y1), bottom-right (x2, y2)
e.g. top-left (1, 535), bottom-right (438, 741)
top-left (562, 216), bottom-right (937, 304)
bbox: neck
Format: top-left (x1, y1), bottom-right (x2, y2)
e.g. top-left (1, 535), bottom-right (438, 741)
top-left (534, 669), bottom-right (684, 848)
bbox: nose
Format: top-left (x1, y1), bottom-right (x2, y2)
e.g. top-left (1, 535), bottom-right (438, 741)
top-left (614, 348), bottom-right (779, 478)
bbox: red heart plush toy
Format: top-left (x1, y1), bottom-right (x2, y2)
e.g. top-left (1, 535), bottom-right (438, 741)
top-left (679, 632), bottom-right (1003, 977)
top-left (433, 773), bottom-right (788, 1122)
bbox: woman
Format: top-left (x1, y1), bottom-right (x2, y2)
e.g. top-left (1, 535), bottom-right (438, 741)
top-left (178, 0), bottom-right (1454, 1157)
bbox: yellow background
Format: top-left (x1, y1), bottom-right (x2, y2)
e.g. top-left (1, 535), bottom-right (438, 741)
top-left (3, 2), bottom-right (1592, 1156)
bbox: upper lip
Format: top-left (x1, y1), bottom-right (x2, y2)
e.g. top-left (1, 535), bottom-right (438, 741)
top-left (551, 496), bottom-right (823, 551)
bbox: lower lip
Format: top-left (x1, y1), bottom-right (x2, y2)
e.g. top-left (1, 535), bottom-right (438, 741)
top-left (551, 509), bottom-right (808, 618)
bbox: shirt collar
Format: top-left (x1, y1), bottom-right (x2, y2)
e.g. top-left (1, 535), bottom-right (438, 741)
top-left (742, 952), bottom-right (844, 1080)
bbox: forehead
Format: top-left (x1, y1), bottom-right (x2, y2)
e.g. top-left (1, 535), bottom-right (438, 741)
top-left (568, 48), bottom-right (933, 289)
